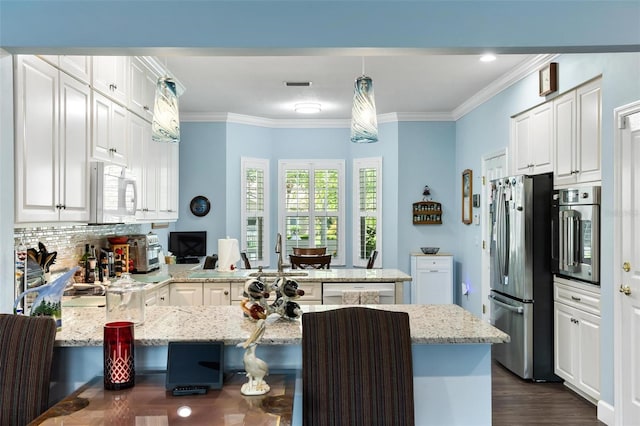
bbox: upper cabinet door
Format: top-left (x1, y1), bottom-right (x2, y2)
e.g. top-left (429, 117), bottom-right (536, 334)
top-left (575, 80), bottom-right (602, 184)
top-left (14, 55), bottom-right (60, 222)
top-left (58, 73), bottom-right (91, 222)
top-left (553, 78), bottom-right (602, 187)
top-left (92, 91), bottom-right (129, 166)
top-left (554, 91), bottom-right (577, 186)
top-left (511, 102), bottom-right (553, 175)
top-left (59, 55), bottom-right (91, 83)
top-left (92, 56), bottom-right (129, 105)
top-left (129, 57), bottom-right (156, 121)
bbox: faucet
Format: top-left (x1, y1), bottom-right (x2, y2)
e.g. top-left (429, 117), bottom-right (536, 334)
top-left (275, 233), bottom-right (283, 273)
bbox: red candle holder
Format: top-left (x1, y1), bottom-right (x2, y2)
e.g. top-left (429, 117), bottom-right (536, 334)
top-left (104, 321), bottom-right (135, 390)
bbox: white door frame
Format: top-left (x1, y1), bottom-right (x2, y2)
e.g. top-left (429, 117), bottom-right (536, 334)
top-left (481, 148), bottom-right (508, 322)
top-left (613, 100), bottom-right (640, 426)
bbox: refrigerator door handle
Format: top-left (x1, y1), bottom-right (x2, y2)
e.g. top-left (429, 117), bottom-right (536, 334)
top-left (489, 294), bottom-right (524, 314)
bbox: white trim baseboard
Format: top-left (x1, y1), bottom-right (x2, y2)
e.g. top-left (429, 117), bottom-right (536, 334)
top-left (597, 400), bottom-right (615, 426)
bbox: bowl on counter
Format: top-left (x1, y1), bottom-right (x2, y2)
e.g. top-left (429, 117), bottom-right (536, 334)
top-left (108, 236), bottom-right (129, 245)
top-left (420, 247), bottom-right (440, 255)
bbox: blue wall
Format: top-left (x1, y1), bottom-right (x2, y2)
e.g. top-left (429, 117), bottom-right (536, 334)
top-left (176, 122), bottom-right (228, 254)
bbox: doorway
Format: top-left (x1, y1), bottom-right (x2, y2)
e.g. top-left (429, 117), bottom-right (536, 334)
top-left (613, 100), bottom-right (640, 425)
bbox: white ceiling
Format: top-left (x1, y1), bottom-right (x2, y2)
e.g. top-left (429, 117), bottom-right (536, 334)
top-left (165, 54), bottom-right (541, 121)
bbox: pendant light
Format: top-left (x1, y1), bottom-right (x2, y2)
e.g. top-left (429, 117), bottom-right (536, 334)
top-left (152, 60), bottom-right (180, 143)
top-left (350, 58), bottom-right (378, 143)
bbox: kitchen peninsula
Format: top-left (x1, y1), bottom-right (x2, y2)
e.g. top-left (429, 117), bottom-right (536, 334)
top-left (52, 286), bottom-right (508, 426)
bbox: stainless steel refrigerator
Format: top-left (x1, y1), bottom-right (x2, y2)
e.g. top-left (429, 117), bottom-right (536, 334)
top-left (489, 173), bottom-right (559, 381)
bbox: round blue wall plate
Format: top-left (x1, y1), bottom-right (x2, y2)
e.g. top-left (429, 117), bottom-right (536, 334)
top-left (190, 196), bottom-right (211, 217)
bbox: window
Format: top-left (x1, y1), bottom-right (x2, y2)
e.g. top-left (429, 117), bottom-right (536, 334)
top-left (279, 160), bottom-right (345, 265)
top-left (241, 157), bottom-right (269, 267)
top-left (353, 157), bottom-right (382, 267)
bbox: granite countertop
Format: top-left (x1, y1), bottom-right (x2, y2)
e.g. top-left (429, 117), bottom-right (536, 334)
top-left (55, 304), bottom-right (509, 347)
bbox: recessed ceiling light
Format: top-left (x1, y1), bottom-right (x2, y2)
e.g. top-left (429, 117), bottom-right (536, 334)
top-left (294, 103), bottom-right (322, 114)
top-left (480, 54), bottom-right (497, 63)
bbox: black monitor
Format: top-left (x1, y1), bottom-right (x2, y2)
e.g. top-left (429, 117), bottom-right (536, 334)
top-left (165, 341), bottom-right (224, 390)
top-left (169, 231), bottom-right (207, 263)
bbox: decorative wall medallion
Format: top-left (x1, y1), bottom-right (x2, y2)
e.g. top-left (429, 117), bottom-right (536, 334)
top-left (190, 196), bottom-right (210, 217)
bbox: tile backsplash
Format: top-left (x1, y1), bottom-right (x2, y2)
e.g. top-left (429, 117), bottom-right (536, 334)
top-left (14, 224), bottom-right (143, 272)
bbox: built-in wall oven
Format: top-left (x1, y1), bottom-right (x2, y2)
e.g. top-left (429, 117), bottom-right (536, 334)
top-left (552, 186), bottom-right (601, 284)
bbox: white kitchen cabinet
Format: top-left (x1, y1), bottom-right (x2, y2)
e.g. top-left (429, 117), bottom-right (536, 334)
top-left (92, 90), bottom-right (128, 166)
top-left (169, 282), bottom-right (203, 306)
top-left (59, 55), bottom-right (91, 83)
top-left (128, 57), bottom-right (157, 122)
top-left (92, 56), bottom-right (129, 105)
top-left (145, 284), bottom-right (173, 306)
top-left (204, 283), bottom-right (231, 306)
top-left (129, 113), bottom-right (178, 222)
top-left (554, 79), bottom-right (602, 187)
top-left (553, 278), bottom-right (601, 403)
top-left (410, 254), bottom-right (453, 304)
top-left (157, 285), bottom-right (170, 306)
top-left (14, 56), bottom-right (91, 223)
top-left (157, 142), bottom-right (179, 220)
top-left (512, 102), bottom-right (554, 175)
top-left (128, 113), bottom-right (157, 220)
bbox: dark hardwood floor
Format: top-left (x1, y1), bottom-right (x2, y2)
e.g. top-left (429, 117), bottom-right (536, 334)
top-left (492, 360), bottom-right (604, 425)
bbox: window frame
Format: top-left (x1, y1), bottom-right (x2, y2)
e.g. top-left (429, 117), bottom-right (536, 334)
top-left (352, 157), bottom-right (382, 268)
top-left (240, 157), bottom-right (270, 268)
top-left (278, 159), bottom-right (346, 266)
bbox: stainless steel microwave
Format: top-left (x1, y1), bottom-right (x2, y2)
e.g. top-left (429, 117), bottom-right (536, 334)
top-left (552, 186), bottom-right (600, 284)
top-left (89, 162), bottom-right (137, 224)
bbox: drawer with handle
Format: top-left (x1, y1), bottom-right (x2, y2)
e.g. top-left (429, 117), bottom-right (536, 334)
top-left (554, 279), bottom-right (600, 315)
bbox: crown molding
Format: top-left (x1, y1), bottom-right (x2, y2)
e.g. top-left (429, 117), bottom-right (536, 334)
top-left (181, 55), bottom-right (557, 126)
top-left (452, 54), bottom-right (559, 120)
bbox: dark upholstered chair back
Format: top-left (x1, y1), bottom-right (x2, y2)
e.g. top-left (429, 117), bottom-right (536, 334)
top-left (0, 314), bottom-right (57, 426)
top-left (302, 307), bottom-right (415, 426)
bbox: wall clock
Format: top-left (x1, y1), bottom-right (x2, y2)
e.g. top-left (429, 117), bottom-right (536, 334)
top-left (539, 62), bottom-right (558, 96)
top-left (190, 196), bottom-right (211, 217)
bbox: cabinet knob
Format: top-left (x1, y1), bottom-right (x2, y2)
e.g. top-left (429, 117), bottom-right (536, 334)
top-left (224, 291), bottom-right (229, 295)
top-left (143, 105), bottom-right (149, 111)
top-left (570, 295), bottom-right (581, 301)
top-left (623, 262), bottom-right (631, 272)
top-left (160, 297), bottom-right (165, 301)
top-left (619, 285), bottom-right (632, 296)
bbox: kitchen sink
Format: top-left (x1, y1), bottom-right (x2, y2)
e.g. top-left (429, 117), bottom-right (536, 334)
top-left (247, 271), bottom-right (308, 278)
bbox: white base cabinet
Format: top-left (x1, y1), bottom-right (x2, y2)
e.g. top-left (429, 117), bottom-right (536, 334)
top-left (169, 282), bottom-right (203, 306)
top-left (410, 255), bottom-right (453, 304)
top-left (553, 277), bottom-right (601, 403)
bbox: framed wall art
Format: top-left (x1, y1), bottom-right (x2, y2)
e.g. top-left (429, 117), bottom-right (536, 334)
top-left (462, 169), bottom-right (472, 224)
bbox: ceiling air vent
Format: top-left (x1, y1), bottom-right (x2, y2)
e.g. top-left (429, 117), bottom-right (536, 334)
top-left (284, 81), bottom-right (312, 87)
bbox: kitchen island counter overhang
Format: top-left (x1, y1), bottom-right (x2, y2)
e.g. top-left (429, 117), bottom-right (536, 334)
top-left (51, 304), bottom-right (508, 426)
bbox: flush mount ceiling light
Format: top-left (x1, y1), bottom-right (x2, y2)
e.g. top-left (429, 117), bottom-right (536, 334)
top-left (350, 58), bottom-right (378, 143)
top-left (152, 76), bottom-right (180, 143)
top-left (294, 103), bottom-right (322, 114)
top-left (480, 54), bottom-right (497, 62)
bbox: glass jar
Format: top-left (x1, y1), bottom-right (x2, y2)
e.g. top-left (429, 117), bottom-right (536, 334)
top-left (106, 274), bottom-right (145, 325)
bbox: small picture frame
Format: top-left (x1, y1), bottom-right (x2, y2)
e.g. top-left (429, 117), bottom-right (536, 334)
top-left (539, 62), bottom-right (558, 96)
top-left (462, 169), bottom-right (472, 224)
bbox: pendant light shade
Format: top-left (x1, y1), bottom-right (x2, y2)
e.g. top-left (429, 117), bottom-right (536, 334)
top-left (350, 75), bottom-right (378, 143)
top-left (152, 77), bottom-right (180, 143)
